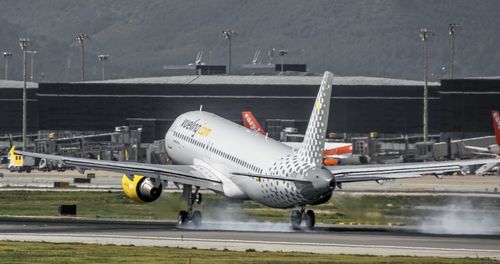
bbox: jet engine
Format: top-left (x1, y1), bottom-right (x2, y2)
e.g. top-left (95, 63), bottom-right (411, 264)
top-left (335, 155), bottom-right (370, 165)
top-left (122, 175), bottom-right (162, 203)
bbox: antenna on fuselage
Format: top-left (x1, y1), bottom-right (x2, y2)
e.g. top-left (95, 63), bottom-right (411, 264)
top-left (199, 105), bottom-right (203, 112)
top-left (265, 132), bottom-right (268, 141)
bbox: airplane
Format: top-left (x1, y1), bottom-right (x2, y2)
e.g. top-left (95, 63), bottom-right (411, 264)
top-left (13, 71), bottom-right (499, 229)
top-left (241, 111), bottom-right (365, 166)
top-left (464, 110), bottom-right (500, 156)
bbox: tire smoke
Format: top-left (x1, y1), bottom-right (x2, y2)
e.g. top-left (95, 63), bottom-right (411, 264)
top-left (180, 200), bottom-right (299, 232)
top-left (416, 198), bottom-right (500, 235)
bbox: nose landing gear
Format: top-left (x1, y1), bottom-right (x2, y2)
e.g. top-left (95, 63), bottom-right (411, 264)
top-left (290, 208), bottom-right (315, 230)
top-left (178, 184), bottom-right (203, 227)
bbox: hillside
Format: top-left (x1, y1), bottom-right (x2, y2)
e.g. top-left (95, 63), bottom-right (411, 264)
top-left (1, 0), bottom-right (499, 82)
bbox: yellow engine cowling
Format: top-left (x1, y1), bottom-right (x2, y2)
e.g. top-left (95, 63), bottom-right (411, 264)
top-left (122, 175), bottom-right (162, 203)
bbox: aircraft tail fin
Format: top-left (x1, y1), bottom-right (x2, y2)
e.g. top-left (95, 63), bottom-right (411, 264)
top-left (297, 71), bottom-right (334, 167)
top-left (492, 110), bottom-right (500, 146)
top-left (242, 111), bottom-right (266, 135)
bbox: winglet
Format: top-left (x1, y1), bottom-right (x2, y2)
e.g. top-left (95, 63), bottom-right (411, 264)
top-left (298, 71), bottom-right (334, 167)
top-left (492, 110), bottom-right (500, 146)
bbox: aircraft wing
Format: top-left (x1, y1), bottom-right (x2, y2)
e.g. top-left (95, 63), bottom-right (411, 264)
top-left (328, 158), bottom-right (500, 183)
top-left (464, 145), bottom-right (489, 152)
top-left (14, 150), bottom-right (223, 192)
top-left (463, 145), bottom-right (497, 157)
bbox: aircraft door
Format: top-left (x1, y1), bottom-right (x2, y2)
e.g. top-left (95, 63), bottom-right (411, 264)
top-left (206, 141), bottom-right (215, 161)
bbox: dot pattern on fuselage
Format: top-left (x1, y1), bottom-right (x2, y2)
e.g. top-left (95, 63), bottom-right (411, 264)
top-left (258, 73), bottom-right (333, 208)
top-left (258, 153), bottom-right (315, 208)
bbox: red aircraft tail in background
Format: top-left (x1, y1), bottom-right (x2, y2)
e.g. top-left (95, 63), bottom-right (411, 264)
top-left (324, 145), bottom-right (352, 156)
top-left (241, 111), bottom-right (358, 165)
top-left (242, 111), bottom-right (266, 135)
top-left (492, 110), bottom-right (500, 146)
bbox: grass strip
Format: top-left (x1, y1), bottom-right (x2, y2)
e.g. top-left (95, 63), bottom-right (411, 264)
top-left (0, 241), bottom-right (497, 264)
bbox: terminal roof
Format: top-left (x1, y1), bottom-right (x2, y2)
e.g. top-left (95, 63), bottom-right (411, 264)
top-left (0, 80), bottom-right (38, 88)
top-left (83, 75), bottom-right (439, 86)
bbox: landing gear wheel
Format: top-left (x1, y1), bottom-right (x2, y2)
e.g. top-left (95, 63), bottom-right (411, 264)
top-left (304, 210), bottom-right (315, 229)
top-left (178, 210), bottom-right (188, 225)
top-left (291, 210), bottom-right (302, 230)
top-left (192, 210), bottom-right (202, 227)
top-left (180, 185), bottom-right (204, 227)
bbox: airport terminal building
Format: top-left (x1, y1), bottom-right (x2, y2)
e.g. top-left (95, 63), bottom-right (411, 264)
top-left (0, 81), bottom-right (38, 134)
top-left (1, 75), bottom-right (499, 143)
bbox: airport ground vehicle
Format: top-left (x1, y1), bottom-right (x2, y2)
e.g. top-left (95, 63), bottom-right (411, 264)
top-left (38, 158), bottom-right (67, 172)
top-left (8, 148), bottom-right (34, 172)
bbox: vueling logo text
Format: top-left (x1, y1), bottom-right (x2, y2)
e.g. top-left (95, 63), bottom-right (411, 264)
top-left (181, 119), bottom-right (212, 136)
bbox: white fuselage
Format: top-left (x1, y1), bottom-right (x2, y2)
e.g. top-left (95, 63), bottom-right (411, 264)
top-left (165, 111), bottom-right (333, 208)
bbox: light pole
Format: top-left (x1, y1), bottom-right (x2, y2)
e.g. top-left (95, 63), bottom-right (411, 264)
top-left (222, 30), bottom-right (234, 74)
top-left (268, 48), bottom-right (275, 65)
top-left (75, 33), bottom-right (89, 81)
top-left (278, 50), bottom-right (288, 73)
top-left (448, 23), bottom-right (460, 79)
top-left (97, 54), bottom-right (109, 80)
top-left (19, 38), bottom-right (30, 150)
top-left (420, 28), bottom-right (433, 143)
top-left (26, 50), bottom-right (37, 82)
top-left (2, 52), bottom-right (12, 80)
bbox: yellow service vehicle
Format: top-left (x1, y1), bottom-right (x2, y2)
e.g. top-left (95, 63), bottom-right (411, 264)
top-left (8, 146), bottom-right (35, 173)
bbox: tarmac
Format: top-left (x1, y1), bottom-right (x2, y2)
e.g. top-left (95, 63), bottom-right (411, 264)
top-left (0, 217), bottom-right (499, 259)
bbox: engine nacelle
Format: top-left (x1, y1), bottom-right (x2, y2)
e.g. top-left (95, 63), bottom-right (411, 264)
top-left (323, 157), bottom-right (339, 166)
top-left (122, 175), bottom-right (162, 203)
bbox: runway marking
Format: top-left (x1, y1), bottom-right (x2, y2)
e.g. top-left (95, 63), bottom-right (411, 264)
top-left (2, 232), bottom-right (499, 254)
top-left (440, 91), bottom-right (500, 95)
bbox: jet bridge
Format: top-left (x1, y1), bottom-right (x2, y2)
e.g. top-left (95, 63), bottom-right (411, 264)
top-left (34, 126), bottom-right (142, 162)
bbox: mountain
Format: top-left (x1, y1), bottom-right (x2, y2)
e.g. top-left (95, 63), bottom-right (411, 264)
top-left (1, 0), bottom-right (499, 82)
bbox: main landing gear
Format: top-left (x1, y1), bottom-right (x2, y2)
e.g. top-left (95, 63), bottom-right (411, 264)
top-left (290, 208), bottom-right (315, 230)
top-left (178, 184), bottom-right (203, 227)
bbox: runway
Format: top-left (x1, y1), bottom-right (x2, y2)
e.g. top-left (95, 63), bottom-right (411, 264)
top-left (0, 217), bottom-right (499, 259)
